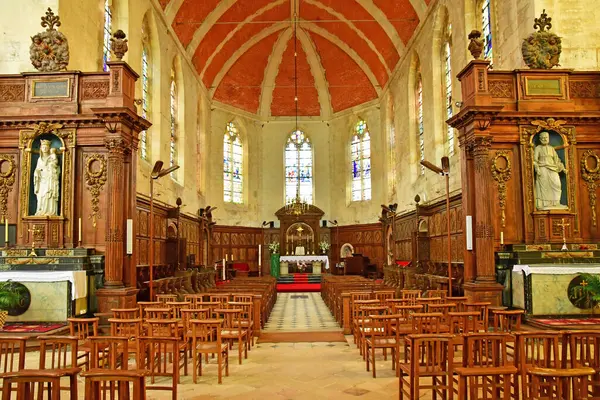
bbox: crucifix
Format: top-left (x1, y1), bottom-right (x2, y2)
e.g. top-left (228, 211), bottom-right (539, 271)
top-left (557, 218), bottom-right (570, 251)
top-left (27, 226), bottom-right (42, 257)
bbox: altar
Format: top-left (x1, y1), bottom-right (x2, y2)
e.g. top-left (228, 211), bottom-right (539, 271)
top-left (511, 264), bottom-right (600, 316)
top-left (279, 255), bottom-right (329, 275)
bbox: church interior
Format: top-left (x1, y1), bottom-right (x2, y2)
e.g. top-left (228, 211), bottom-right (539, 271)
top-left (0, 0), bottom-right (600, 398)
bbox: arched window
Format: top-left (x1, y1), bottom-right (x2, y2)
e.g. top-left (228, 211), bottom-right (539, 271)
top-left (443, 25), bottom-right (455, 156)
top-left (224, 122), bottom-right (243, 204)
top-left (285, 130), bottom-right (313, 204)
top-left (140, 19), bottom-right (150, 160)
top-left (169, 67), bottom-right (177, 171)
top-left (481, 0), bottom-right (493, 63)
top-left (351, 121), bottom-right (371, 201)
top-left (102, 0), bottom-right (112, 71)
top-left (416, 73), bottom-right (425, 175)
top-left (389, 102), bottom-right (396, 195)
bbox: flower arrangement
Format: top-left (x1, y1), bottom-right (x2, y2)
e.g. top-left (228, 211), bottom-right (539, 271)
top-left (318, 241), bottom-right (330, 253)
top-left (268, 241), bottom-right (280, 254)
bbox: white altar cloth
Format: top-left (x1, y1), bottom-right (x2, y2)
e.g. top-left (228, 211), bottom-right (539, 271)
top-left (0, 271), bottom-right (87, 300)
top-left (513, 264), bottom-right (600, 277)
top-left (280, 255), bottom-right (329, 270)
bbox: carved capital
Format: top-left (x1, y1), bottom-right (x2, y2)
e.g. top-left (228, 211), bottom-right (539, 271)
top-left (469, 136), bottom-right (493, 172)
top-left (104, 137), bottom-right (128, 155)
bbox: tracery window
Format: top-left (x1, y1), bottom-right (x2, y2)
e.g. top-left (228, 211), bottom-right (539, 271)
top-left (169, 67), bottom-right (177, 172)
top-left (417, 73), bottom-right (425, 175)
top-left (285, 130), bottom-right (313, 204)
top-left (444, 30), bottom-right (455, 156)
top-left (103, 0), bottom-right (112, 71)
top-left (482, 0), bottom-right (493, 63)
top-left (351, 121), bottom-right (371, 201)
top-left (140, 41), bottom-right (150, 160)
top-left (224, 122), bottom-right (243, 204)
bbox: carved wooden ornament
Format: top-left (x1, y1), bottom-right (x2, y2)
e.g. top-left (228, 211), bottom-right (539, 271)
top-left (84, 154), bottom-right (107, 227)
top-left (580, 150), bottom-right (600, 227)
top-left (0, 155), bottom-right (16, 221)
top-left (491, 150), bottom-right (512, 228)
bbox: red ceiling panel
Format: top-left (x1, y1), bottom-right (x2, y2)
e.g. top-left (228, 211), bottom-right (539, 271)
top-left (310, 0), bottom-right (399, 70)
top-left (271, 37), bottom-right (320, 116)
top-left (308, 32), bottom-right (376, 113)
top-left (172, 0), bottom-right (221, 48)
top-left (200, 4), bottom-right (288, 89)
top-left (372, 0), bottom-right (420, 45)
top-left (301, 3), bottom-right (387, 87)
top-left (213, 30), bottom-right (283, 114)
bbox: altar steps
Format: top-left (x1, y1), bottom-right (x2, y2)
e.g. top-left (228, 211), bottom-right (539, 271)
top-left (276, 274), bottom-right (322, 293)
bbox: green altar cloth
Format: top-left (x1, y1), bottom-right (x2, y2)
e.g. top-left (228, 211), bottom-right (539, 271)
top-left (270, 253), bottom-right (280, 278)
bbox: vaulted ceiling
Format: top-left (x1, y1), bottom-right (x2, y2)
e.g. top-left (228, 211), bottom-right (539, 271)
top-left (160, 0), bottom-right (432, 117)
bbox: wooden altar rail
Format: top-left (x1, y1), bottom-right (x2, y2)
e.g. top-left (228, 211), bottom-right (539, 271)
top-left (140, 269), bottom-right (216, 301)
top-left (321, 276), bottom-right (395, 334)
top-left (206, 277), bottom-right (277, 333)
top-left (383, 263), bottom-right (464, 296)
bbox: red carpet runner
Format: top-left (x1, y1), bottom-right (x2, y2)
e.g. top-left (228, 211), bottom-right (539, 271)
top-left (276, 283), bottom-right (321, 292)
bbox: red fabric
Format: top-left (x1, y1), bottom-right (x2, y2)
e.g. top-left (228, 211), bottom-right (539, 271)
top-left (0, 323), bottom-right (65, 333)
top-left (276, 283), bottom-right (321, 292)
top-left (233, 263), bottom-right (249, 272)
top-left (396, 261), bottom-right (411, 267)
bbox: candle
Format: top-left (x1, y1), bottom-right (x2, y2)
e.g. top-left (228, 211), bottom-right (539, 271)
top-left (500, 231), bottom-right (504, 245)
top-left (78, 218), bottom-right (82, 243)
top-left (126, 219), bottom-right (133, 254)
top-left (4, 218), bottom-right (7, 243)
top-left (258, 245), bottom-right (262, 266)
top-left (225, 254), bottom-right (228, 261)
top-left (222, 258), bottom-right (226, 281)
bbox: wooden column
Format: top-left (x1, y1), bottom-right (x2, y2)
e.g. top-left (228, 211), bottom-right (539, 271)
top-left (103, 136), bottom-right (127, 287)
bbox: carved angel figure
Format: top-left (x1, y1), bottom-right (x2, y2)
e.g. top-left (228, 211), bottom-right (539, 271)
top-left (522, 31), bottom-right (562, 69)
top-left (29, 9), bottom-right (69, 72)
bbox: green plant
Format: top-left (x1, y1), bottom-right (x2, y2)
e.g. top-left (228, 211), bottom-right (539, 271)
top-left (576, 273), bottom-right (600, 304)
top-left (0, 281), bottom-right (24, 311)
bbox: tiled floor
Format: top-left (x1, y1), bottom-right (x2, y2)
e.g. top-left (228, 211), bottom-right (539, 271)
top-left (263, 292), bottom-right (341, 332)
top-left (21, 292), bottom-right (414, 399)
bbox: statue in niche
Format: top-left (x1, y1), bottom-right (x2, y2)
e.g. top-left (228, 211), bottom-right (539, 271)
top-left (534, 131), bottom-right (568, 210)
top-left (33, 140), bottom-right (61, 216)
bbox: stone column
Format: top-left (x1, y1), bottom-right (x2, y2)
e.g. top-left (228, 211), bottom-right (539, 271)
top-left (103, 136), bottom-right (127, 287)
top-left (470, 135), bottom-right (496, 282)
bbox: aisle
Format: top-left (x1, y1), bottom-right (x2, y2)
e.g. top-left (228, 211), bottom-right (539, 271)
top-left (263, 292), bottom-right (341, 332)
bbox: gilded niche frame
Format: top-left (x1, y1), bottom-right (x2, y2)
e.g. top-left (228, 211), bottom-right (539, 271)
top-left (520, 118), bottom-right (578, 231)
top-left (18, 122), bottom-right (76, 239)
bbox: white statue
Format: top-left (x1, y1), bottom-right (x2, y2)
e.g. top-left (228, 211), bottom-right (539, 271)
top-left (534, 131), bottom-right (567, 210)
top-left (33, 140), bottom-right (60, 216)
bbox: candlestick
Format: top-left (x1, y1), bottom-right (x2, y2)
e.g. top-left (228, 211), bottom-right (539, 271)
top-left (258, 244), bottom-right (262, 266)
top-left (78, 218), bottom-right (82, 244)
top-left (222, 258), bottom-right (226, 281)
top-left (4, 218), bottom-right (7, 245)
top-left (500, 231), bottom-right (504, 245)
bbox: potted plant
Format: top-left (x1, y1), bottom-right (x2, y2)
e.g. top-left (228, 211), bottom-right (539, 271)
top-left (318, 241), bottom-right (330, 255)
top-left (574, 273), bottom-right (600, 312)
top-left (268, 241), bottom-right (280, 278)
top-left (0, 281), bottom-right (25, 329)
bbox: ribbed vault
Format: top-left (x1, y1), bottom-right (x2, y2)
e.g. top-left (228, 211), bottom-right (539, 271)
top-left (162, 0), bottom-right (429, 116)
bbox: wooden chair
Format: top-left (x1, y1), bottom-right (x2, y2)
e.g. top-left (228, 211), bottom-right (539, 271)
top-left (145, 319), bottom-right (188, 379)
top-left (356, 305), bottom-right (389, 358)
top-left (215, 308), bottom-right (248, 364)
top-left (38, 336), bottom-right (81, 399)
top-left (209, 294), bottom-right (230, 307)
top-left (156, 294), bottom-right (178, 304)
top-left (352, 299), bottom-right (379, 346)
top-left (529, 367), bottom-right (595, 400)
top-left (373, 290), bottom-right (395, 303)
top-left (400, 290), bottom-right (421, 305)
top-left (399, 334), bottom-right (454, 400)
top-left (183, 294), bottom-right (205, 309)
top-left (108, 318), bottom-right (143, 356)
top-left (364, 314), bottom-right (401, 377)
top-left (564, 330), bottom-right (600, 397)
top-left (138, 337), bottom-right (179, 400)
top-left (232, 294), bottom-right (254, 303)
top-left (455, 333), bottom-right (518, 400)
top-left (465, 302), bottom-right (491, 332)
top-left (143, 307), bottom-right (172, 320)
top-left (0, 336), bottom-right (27, 392)
top-left (492, 309), bottom-right (524, 332)
top-left (137, 301), bottom-right (161, 319)
top-left (112, 308), bottom-right (139, 319)
top-left (190, 319), bottom-right (229, 384)
top-left (195, 302), bottom-right (222, 318)
top-left (165, 301), bottom-right (191, 319)
top-left (416, 297), bottom-right (444, 312)
top-left (228, 301), bottom-right (255, 350)
top-left (181, 308), bottom-right (210, 353)
top-left (515, 331), bottom-right (562, 400)
top-left (411, 312), bottom-right (444, 334)
top-left (88, 336), bottom-right (131, 370)
top-left (425, 289), bottom-right (447, 299)
top-left (447, 296), bottom-right (469, 311)
top-left (428, 303), bottom-right (457, 324)
top-left (67, 317), bottom-right (99, 370)
top-left (1, 368), bottom-right (80, 400)
top-left (81, 369), bottom-right (148, 400)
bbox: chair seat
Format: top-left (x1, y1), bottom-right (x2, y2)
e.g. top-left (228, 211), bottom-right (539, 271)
top-left (221, 330), bottom-right (248, 337)
top-left (454, 366), bottom-right (517, 377)
top-left (529, 367), bottom-right (596, 378)
top-left (366, 338), bottom-right (397, 346)
top-left (195, 343), bottom-right (228, 353)
top-left (399, 363), bottom-right (448, 377)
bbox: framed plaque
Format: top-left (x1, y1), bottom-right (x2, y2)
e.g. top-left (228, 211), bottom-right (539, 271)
top-left (31, 78), bottom-right (70, 98)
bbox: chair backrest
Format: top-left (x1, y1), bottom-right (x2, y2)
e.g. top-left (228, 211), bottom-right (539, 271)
top-left (88, 336), bottom-right (130, 370)
top-left (405, 334), bottom-right (454, 378)
top-left (111, 308), bottom-right (139, 319)
top-left (138, 337), bottom-right (178, 398)
top-left (183, 294), bottom-right (204, 308)
top-left (227, 302), bottom-right (253, 324)
top-left (144, 307), bottom-right (172, 320)
top-left (400, 290), bottom-right (421, 305)
top-left (210, 294), bottom-right (230, 306)
top-left (425, 289), bottom-right (447, 299)
top-left (165, 301), bottom-right (191, 319)
top-left (566, 330), bottom-right (600, 369)
top-left (496, 309), bottom-right (525, 333)
top-left (352, 300), bottom-right (380, 322)
top-left (465, 302), bottom-right (491, 331)
top-left (108, 318), bottom-right (142, 339)
top-left (516, 331), bottom-right (561, 399)
top-left (393, 305), bottom-right (424, 323)
top-left (232, 294), bottom-right (254, 303)
top-left (350, 292), bottom-right (372, 303)
top-left (0, 336), bottom-right (27, 383)
top-left (448, 312), bottom-right (480, 334)
top-left (446, 296), bottom-right (469, 312)
top-left (195, 302), bottom-right (221, 318)
top-left (82, 369), bottom-right (147, 400)
top-left (1, 370), bottom-right (66, 400)
top-left (67, 317), bottom-right (99, 340)
top-left (156, 294), bottom-right (178, 304)
top-left (191, 319), bottom-right (224, 354)
top-left (367, 314), bottom-right (401, 341)
top-left (137, 301), bottom-right (161, 318)
top-left (38, 335), bottom-right (78, 369)
top-left (146, 319), bottom-right (179, 337)
top-left (461, 332), bottom-right (513, 368)
top-left (373, 291), bottom-right (395, 303)
top-left (415, 297), bottom-right (444, 312)
top-left (214, 308), bottom-right (242, 329)
top-left (411, 313), bottom-right (444, 334)
top-left (428, 303), bottom-right (457, 322)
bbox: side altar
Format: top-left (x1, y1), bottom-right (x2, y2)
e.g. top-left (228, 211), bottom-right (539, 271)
top-left (279, 255), bottom-right (329, 275)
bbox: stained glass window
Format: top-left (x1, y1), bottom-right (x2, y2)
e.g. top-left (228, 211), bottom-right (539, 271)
top-left (482, 0), bottom-right (493, 63)
top-left (169, 67), bottom-right (177, 174)
top-left (351, 121), bottom-right (371, 201)
top-left (285, 130), bottom-right (313, 204)
top-left (103, 0), bottom-right (112, 72)
top-left (224, 122), bottom-right (243, 204)
top-left (140, 45), bottom-right (149, 160)
top-left (417, 74), bottom-right (425, 175)
top-left (444, 39), bottom-right (455, 156)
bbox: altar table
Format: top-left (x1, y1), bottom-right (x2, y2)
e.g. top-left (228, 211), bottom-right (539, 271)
top-left (280, 255), bottom-right (329, 275)
top-left (512, 264), bottom-right (600, 316)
